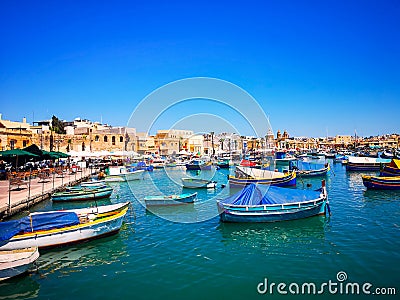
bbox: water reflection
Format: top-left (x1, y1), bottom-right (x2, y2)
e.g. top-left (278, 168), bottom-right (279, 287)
top-left (0, 276), bottom-right (40, 299)
top-left (36, 232), bottom-right (129, 278)
top-left (216, 216), bottom-right (328, 251)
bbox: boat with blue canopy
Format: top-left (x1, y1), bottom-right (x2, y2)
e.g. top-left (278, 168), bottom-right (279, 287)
top-left (217, 181), bottom-right (329, 223)
top-left (0, 202), bottom-right (129, 250)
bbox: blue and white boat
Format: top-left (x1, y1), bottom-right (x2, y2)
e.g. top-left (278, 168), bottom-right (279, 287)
top-left (346, 156), bottom-right (391, 171)
top-left (217, 181), bottom-right (329, 223)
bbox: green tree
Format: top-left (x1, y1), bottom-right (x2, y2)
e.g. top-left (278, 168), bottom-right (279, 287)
top-left (51, 115), bottom-right (66, 134)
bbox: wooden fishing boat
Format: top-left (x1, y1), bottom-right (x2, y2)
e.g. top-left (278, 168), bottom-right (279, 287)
top-left (0, 202), bottom-right (130, 250)
top-left (229, 166), bottom-right (296, 188)
top-left (181, 178), bottom-right (216, 188)
top-left (52, 186), bottom-right (113, 201)
top-left (380, 159), bottom-right (400, 177)
top-left (217, 181), bottom-right (329, 223)
top-left (105, 166), bottom-right (145, 182)
top-left (144, 192), bottom-right (197, 206)
top-left (293, 162), bottom-right (330, 177)
top-left (362, 175), bottom-right (400, 190)
top-left (346, 156), bottom-right (390, 171)
top-left (185, 159), bottom-right (212, 170)
top-left (0, 247), bottom-right (39, 281)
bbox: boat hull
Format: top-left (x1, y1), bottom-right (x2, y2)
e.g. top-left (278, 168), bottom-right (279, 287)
top-left (52, 187), bottom-right (113, 201)
top-left (296, 166), bottom-right (330, 177)
top-left (0, 247), bottom-right (39, 281)
top-left (144, 193), bottom-right (197, 206)
top-left (185, 164), bottom-right (212, 170)
top-left (0, 204), bottom-right (129, 250)
top-left (346, 162), bottom-right (382, 171)
top-left (217, 200), bottom-right (327, 223)
top-left (362, 176), bottom-right (400, 190)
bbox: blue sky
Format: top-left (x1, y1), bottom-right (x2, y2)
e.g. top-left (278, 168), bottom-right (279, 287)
top-left (1, 0), bottom-right (399, 137)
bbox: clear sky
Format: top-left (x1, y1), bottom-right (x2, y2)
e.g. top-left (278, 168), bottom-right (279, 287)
top-left (1, 0), bottom-right (399, 137)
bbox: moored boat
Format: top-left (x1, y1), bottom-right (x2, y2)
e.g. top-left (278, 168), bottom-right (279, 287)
top-left (229, 166), bottom-right (296, 187)
top-left (185, 159), bottom-right (212, 170)
top-left (216, 159), bottom-right (230, 169)
top-left (181, 178), bottom-right (216, 188)
top-left (380, 159), bottom-right (400, 177)
top-left (362, 175), bottom-right (400, 190)
top-left (346, 156), bottom-right (391, 171)
top-left (144, 192), bottom-right (197, 206)
top-left (0, 247), bottom-right (39, 281)
top-left (105, 166), bottom-right (145, 182)
top-left (217, 181), bottom-right (329, 223)
top-left (52, 186), bottom-right (113, 201)
top-left (292, 161), bottom-right (330, 177)
top-left (0, 202), bottom-right (130, 250)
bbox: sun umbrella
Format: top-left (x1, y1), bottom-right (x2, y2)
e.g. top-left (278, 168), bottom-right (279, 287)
top-left (0, 149), bottom-right (39, 169)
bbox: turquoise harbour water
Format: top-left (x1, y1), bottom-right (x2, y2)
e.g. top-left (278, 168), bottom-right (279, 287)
top-left (1, 161), bottom-right (400, 299)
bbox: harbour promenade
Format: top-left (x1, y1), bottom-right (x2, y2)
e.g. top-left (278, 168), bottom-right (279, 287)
top-left (0, 167), bottom-right (98, 220)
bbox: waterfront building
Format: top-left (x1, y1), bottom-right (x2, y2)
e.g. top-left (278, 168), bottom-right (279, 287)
top-left (0, 115), bottom-right (32, 150)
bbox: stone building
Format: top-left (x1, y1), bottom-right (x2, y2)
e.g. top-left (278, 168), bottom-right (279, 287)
top-left (0, 115), bottom-right (32, 150)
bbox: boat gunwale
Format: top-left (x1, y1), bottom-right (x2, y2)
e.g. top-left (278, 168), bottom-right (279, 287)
top-left (217, 194), bottom-right (326, 209)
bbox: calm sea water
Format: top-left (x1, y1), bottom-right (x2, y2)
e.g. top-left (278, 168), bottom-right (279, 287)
top-left (1, 161), bottom-right (399, 299)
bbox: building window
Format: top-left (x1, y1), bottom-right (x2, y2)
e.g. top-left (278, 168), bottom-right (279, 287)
top-left (23, 140), bottom-right (28, 147)
top-left (120, 136), bottom-right (123, 143)
top-left (95, 135), bottom-right (99, 142)
top-left (10, 140), bottom-right (16, 150)
top-left (104, 136), bottom-right (108, 142)
top-left (112, 136), bottom-right (116, 145)
top-left (82, 142), bottom-right (85, 151)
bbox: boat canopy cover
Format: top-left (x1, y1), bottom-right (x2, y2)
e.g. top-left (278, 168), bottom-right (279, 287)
top-left (292, 161), bottom-right (326, 171)
top-left (220, 184), bottom-right (322, 206)
top-left (0, 212), bottom-right (80, 241)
